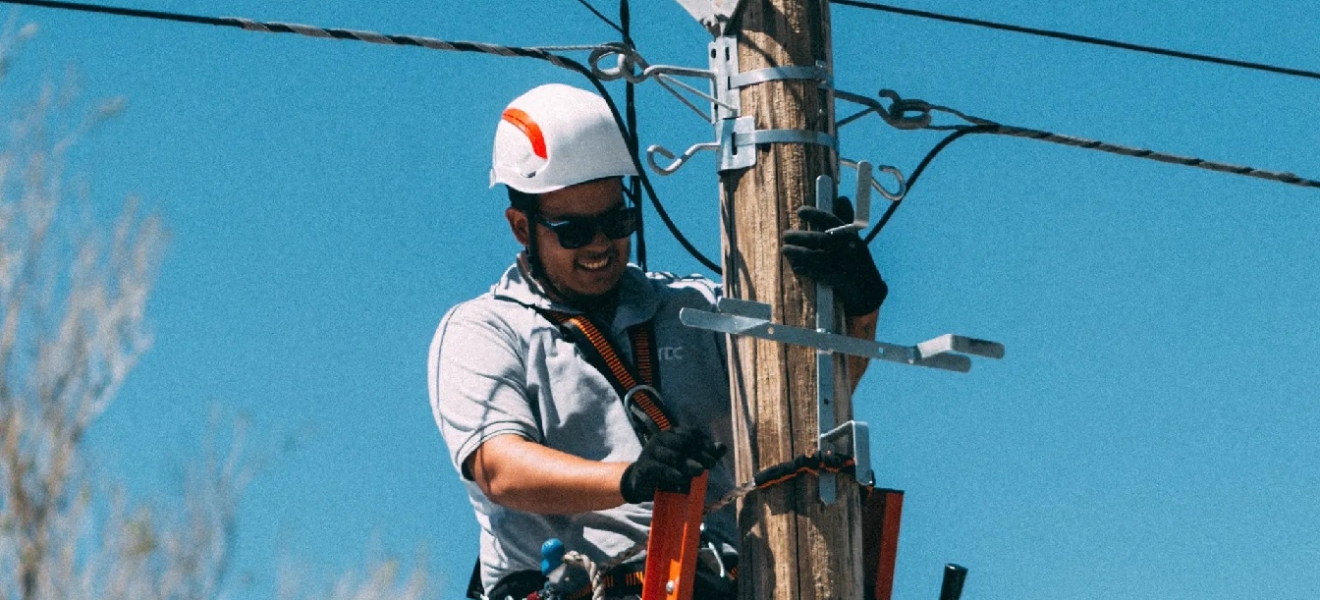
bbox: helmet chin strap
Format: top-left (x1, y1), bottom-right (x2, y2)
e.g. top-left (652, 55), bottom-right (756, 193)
top-left (522, 211), bottom-right (574, 308)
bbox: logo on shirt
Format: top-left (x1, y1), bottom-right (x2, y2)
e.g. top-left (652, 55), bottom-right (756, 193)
top-left (658, 346), bottom-right (685, 361)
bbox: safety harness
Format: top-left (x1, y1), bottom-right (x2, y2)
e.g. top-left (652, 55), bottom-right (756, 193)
top-left (469, 307), bottom-right (726, 600)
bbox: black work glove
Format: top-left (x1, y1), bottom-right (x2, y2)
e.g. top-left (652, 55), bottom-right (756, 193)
top-left (782, 196), bottom-right (888, 316)
top-left (620, 426), bottom-right (726, 504)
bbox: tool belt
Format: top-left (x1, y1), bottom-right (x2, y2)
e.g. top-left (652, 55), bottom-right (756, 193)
top-left (478, 557), bottom-right (736, 600)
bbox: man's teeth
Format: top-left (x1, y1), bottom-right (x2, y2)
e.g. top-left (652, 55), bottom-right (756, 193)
top-left (579, 256), bottom-right (610, 270)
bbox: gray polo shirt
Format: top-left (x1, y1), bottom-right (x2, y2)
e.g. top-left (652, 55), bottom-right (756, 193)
top-left (428, 260), bottom-right (736, 592)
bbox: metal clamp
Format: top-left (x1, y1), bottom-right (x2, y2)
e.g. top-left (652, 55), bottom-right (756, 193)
top-left (836, 88), bottom-right (936, 131)
top-left (728, 63), bottom-right (831, 90)
top-left (648, 117), bottom-right (839, 176)
top-left (709, 37), bottom-right (740, 120)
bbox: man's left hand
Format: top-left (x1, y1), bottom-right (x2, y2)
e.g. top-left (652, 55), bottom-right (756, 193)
top-left (782, 197), bottom-right (888, 316)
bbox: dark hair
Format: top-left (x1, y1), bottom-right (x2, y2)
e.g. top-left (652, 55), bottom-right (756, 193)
top-left (507, 187), bottom-right (539, 213)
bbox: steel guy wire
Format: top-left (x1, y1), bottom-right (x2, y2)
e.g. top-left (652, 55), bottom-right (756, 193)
top-left (853, 90), bottom-right (1320, 243)
top-left (0, 0), bottom-right (724, 272)
top-left (831, 0), bottom-right (1320, 83)
top-left (904, 92), bottom-right (1320, 191)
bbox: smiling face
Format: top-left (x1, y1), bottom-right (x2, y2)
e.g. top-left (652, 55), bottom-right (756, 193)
top-left (505, 177), bottom-right (631, 304)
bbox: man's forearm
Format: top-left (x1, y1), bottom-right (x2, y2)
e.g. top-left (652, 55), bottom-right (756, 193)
top-left (467, 434), bottom-right (629, 514)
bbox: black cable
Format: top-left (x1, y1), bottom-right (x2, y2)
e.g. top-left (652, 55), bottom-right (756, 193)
top-left (831, 0), bottom-right (1320, 83)
top-left (0, 0), bottom-right (724, 272)
top-left (2, 0), bottom-right (236, 26)
top-left (570, 0), bottom-right (624, 35)
top-left (864, 126), bottom-right (990, 244)
top-left (621, 0), bottom-right (646, 272)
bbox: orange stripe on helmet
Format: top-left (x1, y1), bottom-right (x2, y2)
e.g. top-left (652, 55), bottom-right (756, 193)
top-left (501, 108), bottom-right (548, 159)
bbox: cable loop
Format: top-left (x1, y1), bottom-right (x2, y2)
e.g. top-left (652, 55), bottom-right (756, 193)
top-left (876, 89), bottom-right (934, 129)
top-left (589, 42), bottom-right (647, 82)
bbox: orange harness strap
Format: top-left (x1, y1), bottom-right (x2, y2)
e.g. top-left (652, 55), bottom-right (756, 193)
top-left (536, 310), bottom-right (707, 600)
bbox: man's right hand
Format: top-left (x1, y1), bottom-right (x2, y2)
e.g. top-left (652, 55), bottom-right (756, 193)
top-left (619, 427), bottom-right (726, 504)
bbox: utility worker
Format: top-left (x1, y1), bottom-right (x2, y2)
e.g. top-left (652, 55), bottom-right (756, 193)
top-left (429, 83), bottom-right (888, 600)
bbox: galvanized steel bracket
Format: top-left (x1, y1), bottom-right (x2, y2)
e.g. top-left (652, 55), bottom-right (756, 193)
top-left (643, 38), bottom-right (843, 176)
top-left (649, 117), bottom-right (841, 175)
top-left (679, 281), bottom-right (1005, 502)
top-left (728, 63), bottom-right (832, 90)
top-left (673, 0), bottom-right (748, 36)
top-left (679, 298), bottom-right (1004, 372)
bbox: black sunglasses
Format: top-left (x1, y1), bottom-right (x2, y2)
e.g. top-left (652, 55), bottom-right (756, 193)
top-left (531, 206), bottom-right (639, 250)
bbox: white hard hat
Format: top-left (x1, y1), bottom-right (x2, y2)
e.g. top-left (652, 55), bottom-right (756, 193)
top-left (490, 83), bottom-right (638, 195)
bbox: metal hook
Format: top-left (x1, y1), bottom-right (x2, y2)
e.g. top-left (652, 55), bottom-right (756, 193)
top-left (590, 44), bottom-right (714, 85)
top-left (647, 141), bottom-right (719, 175)
top-left (874, 164), bottom-right (907, 201)
top-left (589, 43), bottom-right (649, 83)
top-left (841, 158), bottom-right (907, 207)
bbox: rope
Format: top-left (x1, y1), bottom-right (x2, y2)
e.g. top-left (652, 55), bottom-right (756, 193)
top-left (563, 551), bottom-right (606, 600)
top-left (830, 0), bottom-right (1320, 83)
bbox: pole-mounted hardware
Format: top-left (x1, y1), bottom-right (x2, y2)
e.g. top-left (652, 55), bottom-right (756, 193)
top-left (646, 39), bottom-right (859, 178)
top-left (679, 298), bottom-right (1004, 373)
top-left (680, 183), bottom-right (1004, 503)
top-left (812, 174), bottom-right (854, 503)
top-left (672, 0), bottom-right (748, 35)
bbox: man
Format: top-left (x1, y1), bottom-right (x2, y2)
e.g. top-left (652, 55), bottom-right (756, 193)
top-left (428, 83), bottom-right (888, 600)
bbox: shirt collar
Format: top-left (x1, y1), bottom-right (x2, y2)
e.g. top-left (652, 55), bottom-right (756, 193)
top-left (491, 255), bottom-right (662, 330)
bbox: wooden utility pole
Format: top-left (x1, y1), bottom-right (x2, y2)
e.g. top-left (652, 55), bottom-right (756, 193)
top-left (719, 2), bottom-right (863, 600)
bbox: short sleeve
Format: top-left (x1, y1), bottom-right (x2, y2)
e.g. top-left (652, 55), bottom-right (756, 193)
top-left (428, 301), bottom-right (540, 479)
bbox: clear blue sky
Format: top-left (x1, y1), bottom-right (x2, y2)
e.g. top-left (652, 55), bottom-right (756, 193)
top-left (11, 0), bottom-right (1318, 598)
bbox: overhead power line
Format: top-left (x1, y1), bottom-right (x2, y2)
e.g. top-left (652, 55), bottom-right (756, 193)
top-left (831, 0), bottom-right (1320, 83)
top-left (0, 0), bottom-right (724, 273)
top-left (857, 92), bottom-right (1320, 244)
top-left (569, 0), bottom-right (624, 35)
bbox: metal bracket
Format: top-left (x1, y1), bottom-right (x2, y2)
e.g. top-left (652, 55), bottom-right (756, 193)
top-left (648, 118), bottom-right (840, 175)
top-left (709, 37), bottom-right (740, 120)
top-left (728, 63), bottom-right (831, 90)
top-left (673, 0), bottom-right (748, 36)
top-left (814, 175), bottom-right (841, 502)
top-left (823, 421), bottom-right (872, 487)
top-left (679, 298), bottom-right (1004, 373)
top-left (680, 294), bottom-right (1003, 503)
